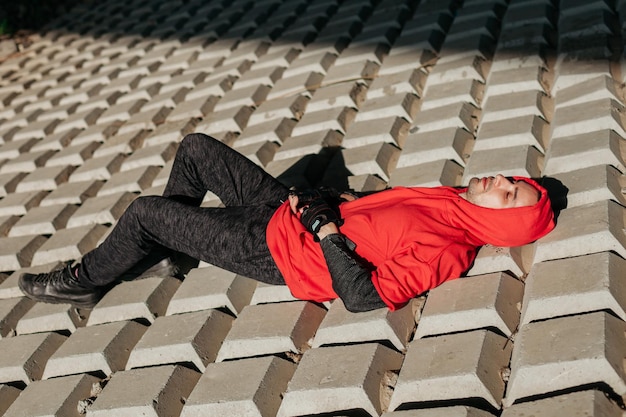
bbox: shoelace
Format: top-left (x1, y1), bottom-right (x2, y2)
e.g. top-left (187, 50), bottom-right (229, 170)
top-left (32, 265), bottom-right (73, 284)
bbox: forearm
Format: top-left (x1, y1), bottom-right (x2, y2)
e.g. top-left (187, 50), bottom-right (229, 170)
top-left (319, 233), bottom-right (387, 312)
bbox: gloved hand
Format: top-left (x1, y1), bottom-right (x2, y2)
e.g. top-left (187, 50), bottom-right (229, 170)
top-left (300, 198), bottom-right (344, 236)
top-left (290, 186), bottom-right (344, 210)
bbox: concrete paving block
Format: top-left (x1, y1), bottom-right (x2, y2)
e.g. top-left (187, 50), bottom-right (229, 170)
top-left (312, 299), bottom-right (415, 351)
top-left (552, 98), bottom-right (626, 139)
top-left (474, 114), bottom-right (549, 151)
top-left (142, 118), bottom-right (197, 148)
top-left (217, 301), bottom-right (326, 362)
top-left (142, 87), bottom-right (190, 113)
top-left (39, 180), bottom-right (103, 207)
top-left (70, 123), bottom-right (118, 147)
top-left (96, 99), bottom-right (146, 125)
top-left (249, 94), bottom-right (309, 126)
top-left (272, 129), bottom-right (340, 161)
top-left (292, 106), bottom-right (356, 136)
top-left (11, 118), bottom-right (59, 142)
top-left (182, 356), bottom-right (295, 417)
top-left (544, 129), bottom-right (626, 175)
top-left (278, 343), bottom-right (404, 417)
top-left (0, 332), bottom-right (66, 385)
top-left (232, 140), bottom-right (279, 167)
top-left (487, 65), bottom-right (553, 96)
top-left (421, 78), bottom-right (484, 110)
top-left (521, 252), bottom-right (626, 325)
top-left (0, 263), bottom-right (61, 300)
top-left (389, 330), bottom-right (511, 410)
top-left (66, 191), bottom-right (135, 228)
top-left (0, 385), bottom-right (20, 416)
top-left (267, 71), bottom-right (325, 100)
top-left (383, 407), bottom-right (495, 417)
top-left (68, 153), bottom-right (125, 183)
top-left (343, 142), bottom-right (401, 181)
top-left (555, 74), bottom-right (623, 107)
top-left (42, 320), bottom-right (146, 379)
top-left (88, 364), bottom-right (200, 417)
top-left (87, 277), bottom-right (181, 326)
top-left (343, 116), bottom-right (409, 148)
top-left (282, 51), bottom-right (337, 79)
top-left (16, 301), bottom-right (89, 335)
top-left (0, 138), bottom-right (38, 160)
top-left (193, 104), bottom-right (254, 133)
top-left (97, 165), bottom-right (160, 196)
top-left (466, 245), bottom-right (527, 278)
top-left (555, 56), bottom-right (617, 89)
top-left (411, 101), bottom-right (480, 135)
top-left (482, 89), bottom-right (553, 123)
top-left (322, 59), bottom-right (380, 87)
top-left (120, 141), bottom-right (178, 171)
top-left (214, 84), bottom-right (271, 112)
top-left (0, 149), bottom-right (54, 174)
top-left (415, 272), bottom-right (523, 339)
top-left (398, 127), bottom-right (473, 168)
top-left (236, 117), bottom-right (296, 147)
top-left (357, 92), bottom-right (421, 123)
top-left (0, 172), bottom-right (27, 198)
top-left (54, 107), bottom-right (105, 133)
top-left (504, 312), bottom-right (626, 406)
top-left (533, 200), bottom-right (626, 263)
top-left (389, 159), bottom-right (464, 188)
top-left (3, 373), bottom-right (99, 417)
top-left (15, 164), bottom-right (75, 193)
top-left (428, 54), bottom-right (491, 86)
top-left (0, 234), bottom-right (47, 270)
top-left (127, 309), bottom-right (233, 372)
top-left (462, 145), bottom-right (543, 182)
top-left (30, 224), bottom-right (108, 267)
top-left (250, 281), bottom-right (299, 304)
top-left (166, 266), bottom-right (256, 316)
top-left (0, 297), bottom-right (34, 338)
top-left (8, 203), bottom-right (78, 237)
top-left (551, 164), bottom-right (626, 208)
top-left (184, 75), bottom-right (235, 102)
top-left (501, 390), bottom-right (623, 417)
top-left (306, 81), bottom-right (367, 113)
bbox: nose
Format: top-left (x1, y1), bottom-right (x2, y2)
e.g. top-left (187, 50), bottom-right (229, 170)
top-left (494, 174), bottom-right (513, 189)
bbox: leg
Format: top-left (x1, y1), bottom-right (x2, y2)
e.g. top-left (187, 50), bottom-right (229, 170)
top-left (78, 195), bottom-right (285, 287)
top-left (164, 133), bottom-right (289, 207)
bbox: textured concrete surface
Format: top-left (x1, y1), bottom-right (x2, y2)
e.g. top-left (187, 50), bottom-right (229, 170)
top-left (0, 0), bottom-right (624, 415)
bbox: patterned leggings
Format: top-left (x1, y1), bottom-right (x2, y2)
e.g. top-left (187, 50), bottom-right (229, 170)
top-left (78, 133), bottom-right (290, 287)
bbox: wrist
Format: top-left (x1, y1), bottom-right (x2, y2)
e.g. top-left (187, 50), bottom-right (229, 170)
top-left (316, 223), bottom-right (339, 240)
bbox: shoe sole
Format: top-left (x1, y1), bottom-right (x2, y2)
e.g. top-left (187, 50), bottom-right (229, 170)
top-left (17, 278), bottom-right (100, 309)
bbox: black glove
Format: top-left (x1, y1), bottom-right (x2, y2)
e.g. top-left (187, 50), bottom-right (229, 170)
top-left (300, 198), bottom-right (344, 235)
top-left (291, 186), bottom-right (345, 210)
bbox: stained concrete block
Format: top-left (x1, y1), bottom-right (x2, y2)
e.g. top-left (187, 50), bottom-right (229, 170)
top-left (397, 127), bottom-right (473, 168)
top-left (166, 266), bottom-right (256, 316)
top-left (462, 145), bottom-right (544, 182)
top-left (389, 330), bottom-right (511, 410)
top-left (182, 356), bottom-right (296, 417)
top-left (127, 309), bottom-right (233, 372)
top-left (504, 312), bottom-right (626, 406)
top-left (306, 81), bottom-right (367, 112)
top-left (411, 101), bottom-right (481, 135)
top-left (217, 301), bottom-right (326, 362)
top-left (87, 277), bottom-right (181, 326)
top-left (30, 224), bottom-right (108, 267)
top-left (16, 301), bottom-right (89, 335)
top-left (466, 245), bottom-right (528, 278)
top-left (550, 164), bottom-right (626, 208)
top-left (0, 332), bottom-right (66, 385)
top-left (533, 200), bottom-right (626, 263)
top-left (487, 65), bottom-right (553, 96)
top-left (521, 252), bottom-right (626, 325)
top-left (356, 92), bottom-right (420, 123)
top-left (389, 159), bottom-right (464, 188)
top-left (544, 129), bottom-right (626, 175)
top-left (88, 365), bottom-right (200, 417)
top-left (312, 299), bottom-right (415, 351)
top-left (0, 297), bottom-right (34, 338)
top-left (278, 343), bottom-right (404, 417)
top-left (3, 374), bottom-right (99, 417)
top-left (474, 114), bottom-right (549, 151)
top-left (249, 94), bottom-right (309, 126)
top-left (43, 320), bottom-right (146, 379)
top-left (501, 390), bottom-right (623, 417)
top-left (0, 234), bottom-right (47, 270)
top-left (415, 272), bottom-right (523, 339)
top-left (421, 78), bottom-right (484, 110)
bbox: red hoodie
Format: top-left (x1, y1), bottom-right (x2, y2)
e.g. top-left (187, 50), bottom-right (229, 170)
top-left (266, 177), bottom-right (555, 310)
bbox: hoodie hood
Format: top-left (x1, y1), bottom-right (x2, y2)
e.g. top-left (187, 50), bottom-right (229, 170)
top-left (448, 176), bottom-right (555, 247)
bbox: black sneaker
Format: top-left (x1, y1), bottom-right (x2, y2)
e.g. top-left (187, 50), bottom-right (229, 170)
top-left (18, 263), bottom-right (102, 308)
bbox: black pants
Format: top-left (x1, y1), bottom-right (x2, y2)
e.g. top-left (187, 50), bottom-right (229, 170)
top-left (78, 133), bottom-right (290, 288)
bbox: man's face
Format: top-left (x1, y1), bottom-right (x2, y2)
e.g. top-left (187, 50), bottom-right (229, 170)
top-left (462, 175), bottom-right (540, 209)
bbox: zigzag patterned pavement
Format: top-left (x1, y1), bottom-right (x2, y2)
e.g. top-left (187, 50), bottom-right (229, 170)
top-left (1, 0), bottom-right (626, 415)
